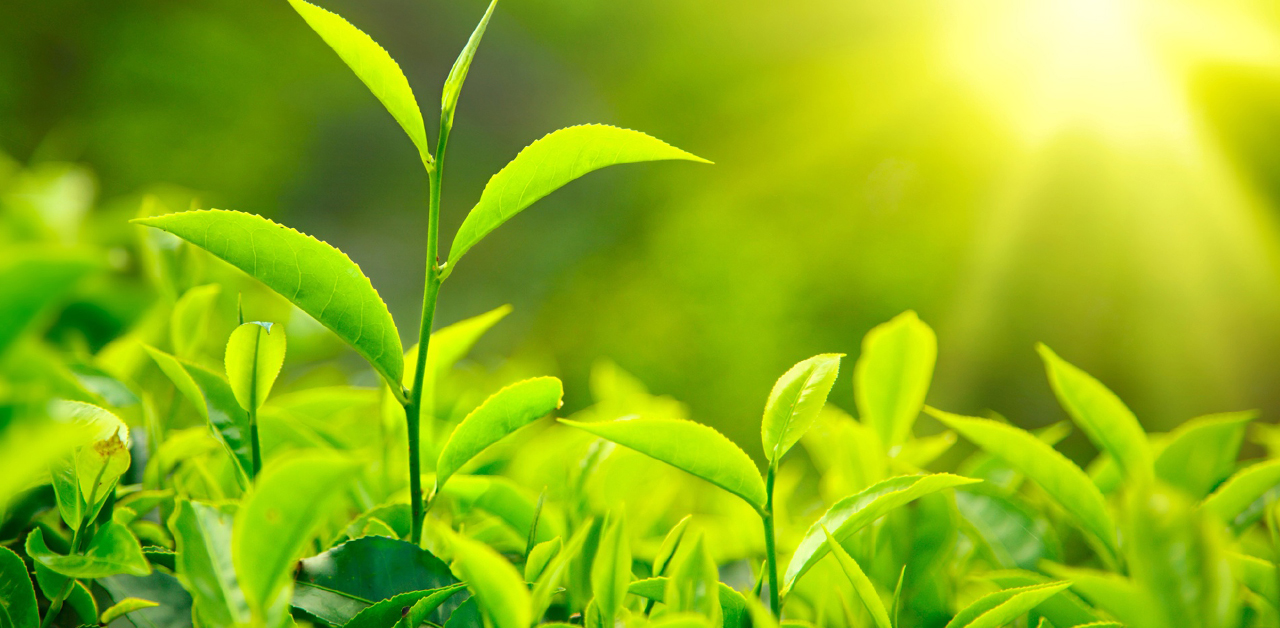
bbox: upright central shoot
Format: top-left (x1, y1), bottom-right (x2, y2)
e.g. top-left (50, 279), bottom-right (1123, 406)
top-left (136, 0), bottom-right (707, 546)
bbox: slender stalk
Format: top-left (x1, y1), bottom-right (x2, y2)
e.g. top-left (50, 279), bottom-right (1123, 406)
top-left (41, 499), bottom-right (97, 628)
top-left (406, 120), bottom-right (451, 545)
top-left (763, 462), bottom-right (781, 616)
top-left (249, 410), bottom-right (261, 478)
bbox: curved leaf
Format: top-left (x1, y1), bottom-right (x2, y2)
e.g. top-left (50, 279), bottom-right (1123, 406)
top-left (0, 546), bottom-right (38, 628)
top-left (1154, 411), bottom-right (1253, 499)
top-left (1037, 344), bottom-right (1152, 481)
top-left (855, 311), bottom-right (936, 448)
top-left (525, 537), bottom-right (560, 583)
top-left (133, 210), bottom-right (403, 395)
top-left (295, 536), bottom-right (459, 626)
top-left (928, 408), bottom-right (1118, 560)
top-left (663, 533), bottom-right (721, 624)
top-left (286, 0), bottom-right (430, 167)
top-left (1202, 459), bottom-right (1280, 523)
top-left (761, 353), bottom-right (843, 464)
top-left (146, 348), bottom-right (252, 486)
top-left (627, 577), bottom-right (748, 628)
top-left (99, 597), bottom-right (160, 624)
top-left (530, 523), bottom-right (593, 622)
top-left (1229, 552), bottom-right (1278, 609)
top-left (26, 524), bottom-right (150, 579)
top-left (340, 585), bottom-right (466, 628)
top-left (447, 125), bottom-right (709, 267)
top-left (169, 500), bottom-right (249, 628)
top-left (955, 488), bottom-right (1060, 570)
top-left (449, 534), bottom-right (530, 628)
top-left (440, 0), bottom-right (497, 131)
top-left (784, 473), bottom-right (978, 592)
top-left (225, 322), bottom-right (287, 412)
top-left (653, 515), bottom-right (692, 577)
top-left (592, 512), bottom-right (631, 627)
top-left (559, 416), bottom-right (766, 510)
top-left (946, 582), bottom-right (1071, 628)
top-left (404, 304), bottom-right (511, 411)
top-left (823, 527), bottom-right (891, 628)
top-left (435, 377), bottom-right (563, 489)
top-left (986, 570), bottom-right (1103, 628)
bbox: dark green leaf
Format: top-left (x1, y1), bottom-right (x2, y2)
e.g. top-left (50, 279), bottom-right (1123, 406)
top-left (294, 536), bottom-right (460, 626)
top-left (145, 346), bottom-right (252, 484)
top-left (340, 585), bottom-right (466, 628)
top-left (0, 546), bottom-right (37, 628)
top-left (98, 571), bottom-right (195, 628)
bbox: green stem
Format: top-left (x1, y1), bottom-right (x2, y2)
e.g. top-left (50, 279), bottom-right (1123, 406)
top-left (406, 119), bottom-right (451, 545)
top-left (41, 512), bottom-right (95, 628)
top-left (249, 408), bottom-right (261, 478)
top-left (763, 463), bottom-right (781, 617)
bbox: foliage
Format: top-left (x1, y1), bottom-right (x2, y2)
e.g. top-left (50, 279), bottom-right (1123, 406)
top-left (2, 3), bottom-right (1280, 628)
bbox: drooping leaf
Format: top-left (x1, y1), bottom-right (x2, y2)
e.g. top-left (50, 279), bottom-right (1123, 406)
top-left (653, 515), bottom-right (692, 577)
top-left (133, 210), bottom-right (404, 394)
top-left (560, 417), bottom-right (766, 510)
top-left (435, 377), bottom-right (563, 489)
top-left (1037, 344), bottom-right (1153, 481)
top-left (225, 322), bottom-right (287, 412)
top-left (591, 512), bottom-right (631, 627)
top-left (761, 354), bottom-right (843, 464)
top-left (26, 523), bottom-right (150, 579)
top-left (927, 408), bottom-right (1118, 560)
top-left (1154, 412), bottom-right (1253, 499)
top-left (449, 533), bottom-right (530, 628)
top-left (447, 125), bottom-right (709, 267)
top-left (232, 453), bottom-right (362, 624)
top-left (285, 0), bottom-right (430, 167)
top-left (1202, 459), bottom-right (1280, 523)
top-left (627, 578), bottom-right (748, 628)
top-left (945, 582), bottom-right (1071, 628)
top-left (294, 536), bottom-right (459, 626)
top-left (663, 534), bottom-right (721, 624)
top-left (440, 475), bottom-right (560, 545)
top-left (169, 500), bottom-right (249, 628)
top-left (784, 473), bottom-right (978, 592)
top-left (170, 284), bottom-right (221, 360)
top-left (0, 249), bottom-right (97, 356)
top-left (823, 528), bottom-right (891, 628)
top-left (0, 546), bottom-right (38, 628)
top-left (99, 597), bottom-right (161, 625)
top-left (340, 585), bottom-right (467, 628)
top-left (855, 311), bottom-right (937, 448)
top-left (440, 0), bottom-right (497, 131)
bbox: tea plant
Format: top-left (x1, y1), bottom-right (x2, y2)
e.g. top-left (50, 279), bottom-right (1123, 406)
top-left (4, 2), bottom-right (1280, 628)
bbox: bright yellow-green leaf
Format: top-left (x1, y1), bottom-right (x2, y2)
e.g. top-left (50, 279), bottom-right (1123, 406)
top-left (51, 400), bottom-right (131, 508)
top-left (440, 0), bottom-right (497, 131)
top-left (559, 416), bottom-right (766, 510)
top-left (784, 473), bottom-right (978, 592)
top-left (530, 522), bottom-right (593, 621)
top-left (823, 527), bottom-right (891, 628)
top-left (1037, 344), bottom-right (1153, 481)
top-left (928, 408), bottom-right (1118, 561)
top-left (1201, 459), bottom-right (1280, 523)
top-left (440, 475), bottom-right (561, 544)
top-left (286, 0), bottom-right (430, 168)
top-left (447, 125), bottom-right (709, 268)
top-left (170, 500), bottom-right (250, 628)
top-left (99, 597), bottom-right (160, 625)
top-left (170, 284), bottom-right (221, 359)
top-left (946, 582), bottom-right (1071, 628)
top-left (133, 210), bottom-right (404, 396)
top-left (26, 523), bottom-right (150, 579)
top-left (225, 322), bottom-right (287, 412)
top-left (434, 377), bottom-right (563, 490)
top-left (1230, 552), bottom-right (1278, 608)
top-left (404, 304), bottom-right (511, 412)
top-left (855, 311), bottom-right (936, 448)
top-left (449, 533), bottom-right (530, 628)
top-left (663, 533), bottom-right (721, 624)
top-left (653, 514), bottom-right (692, 577)
top-left (591, 512), bottom-right (631, 627)
top-left (232, 452), bottom-right (361, 625)
top-left (525, 536), bottom-right (561, 582)
top-left (1043, 564), bottom-right (1157, 628)
top-left (761, 353), bottom-right (843, 464)
top-left (1153, 411), bottom-right (1254, 499)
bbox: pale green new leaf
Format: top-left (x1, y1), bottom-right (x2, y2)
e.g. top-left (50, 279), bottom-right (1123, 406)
top-left (225, 322), bottom-right (287, 411)
top-left (530, 522), bottom-right (592, 621)
top-left (559, 416), bottom-right (766, 510)
top-left (50, 400), bottom-right (131, 508)
top-left (664, 533), bottom-right (721, 624)
top-left (592, 512), bottom-right (631, 627)
top-left (99, 598), bottom-right (160, 625)
top-left (435, 376), bottom-right (563, 489)
top-left (26, 524), bottom-right (150, 579)
top-left (286, 0), bottom-right (430, 167)
top-left (447, 125), bottom-right (709, 267)
top-left (0, 546), bottom-right (38, 628)
top-left (440, 475), bottom-right (561, 544)
top-left (170, 500), bottom-right (250, 628)
top-left (1044, 564), bottom-right (1157, 628)
top-left (170, 284), bottom-right (221, 359)
top-left (946, 582), bottom-right (1071, 628)
top-left (524, 537), bottom-right (560, 582)
top-left (855, 311), bottom-right (936, 448)
top-left (232, 453), bottom-right (361, 623)
top-left (823, 527), bottom-right (891, 628)
top-left (1202, 459), bottom-right (1280, 522)
top-left (653, 514), bottom-right (692, 576)
top-left (1038, 344), bottom-right (1153, 481)
top-left (1154, 411), bottom-right (1254, 499)
top-left (403, 304), bottom-right (511, 409)
top-left (440, 0), bottom-right (497, 130)
top-left (1229, 552), bottom-right (1278, 609)
top-left (761, 353), bottom-right (843, 464)
top-left (784, 473), bottom-right (979, 592)
top-left (927, 408), bottom-right (1118, 560)
top-left (450, 534), bottom-right (530, 628)
top-left (133, 210), bottom-right (404, 396)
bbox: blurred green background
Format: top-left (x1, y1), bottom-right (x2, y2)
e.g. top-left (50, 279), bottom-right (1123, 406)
top-left (6, 0), bottom-right (1280, 459)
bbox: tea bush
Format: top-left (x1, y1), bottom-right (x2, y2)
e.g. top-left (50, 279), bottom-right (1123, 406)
top-left (2, 3), bottom-right (1279, 628)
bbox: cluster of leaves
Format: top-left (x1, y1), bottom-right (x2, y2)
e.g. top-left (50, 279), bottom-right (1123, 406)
top-left (5, 2), bottom-right (1280, 628)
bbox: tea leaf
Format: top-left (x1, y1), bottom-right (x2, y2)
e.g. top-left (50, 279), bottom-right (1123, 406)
top-left (440, 0), bottom-right (497, 131)
top-left (0, 249), bottom-right (97, 356)
top-left (435, 376), bottom-right (563, 490)
top-left (50, 400), bottom-right (131, 508)
top-left (1154, 411), bottom-right (1254, 499)
top-left (286, 0), bottom-right (430, 167)
top-left (133, 210), bottom-right (404, 395)
top-left (295, 536), bottom-right (459, 626)
top-left (340, 584), bottom-right (467, 628)
top-left (99, 597), bottom-right (160, 625)
top-left (170, 500), bottom-right (250, 628)
top-left (986, 570), bottom-right (1103, 628)
top-left (653, 514), bottom-right (692, 576)
top-left (823, 527), bottom-right (891, 628)
top-left (530, 523), bottom-right (593, 621)
top-left (1037, 344), bottom-right (1153, 481)
top-left (628, 577), bottom-right (749, 627)
top-left (0, 546), bottom-right (38, 628)
top-left (441, 475), bottom-right (561, 544)
top-left (761, 353), bottom-right (843, 464)
top-left (559, 416), bottom-right (766, 509)
top-left (1201, 459), bottom-right (1280, 522)
top-left (525, 537), bottom-right (560, 582)
top-left (26, 523), bottom-right (150, 579)
top-left (1043, 564), bottom-right (1157, 628)
top-left (449, 533), bottom-right (530, 628)
top-left (591, 512), bottom-right (630, 627)
top-left (447, 125), bottom-right (709, 267)
top-left (945, 582), bottom-right (1071, 628)
top-left (927, 408), bottom-right (1118, 561)
top-left (170, 284), bottom-right (221, 360)
top-left (147, 348), bottom-right (252, 485)
top-left (784, 473), bottom-right (978, 592)
top-left (404, 304), bottom-right (511, 409)
top-left (955, 488), bottom-right (1061, 570)
top-left (664, 533), bottom-right (721, 624)
top-left (232, 452), bottom-right (361, 624)
top-left (225, 322), bottom-right (287, 412)
top-left (1229, 552), bottom-right (1278, 609)
top-left (855, 311), bottom-right (936, 448)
